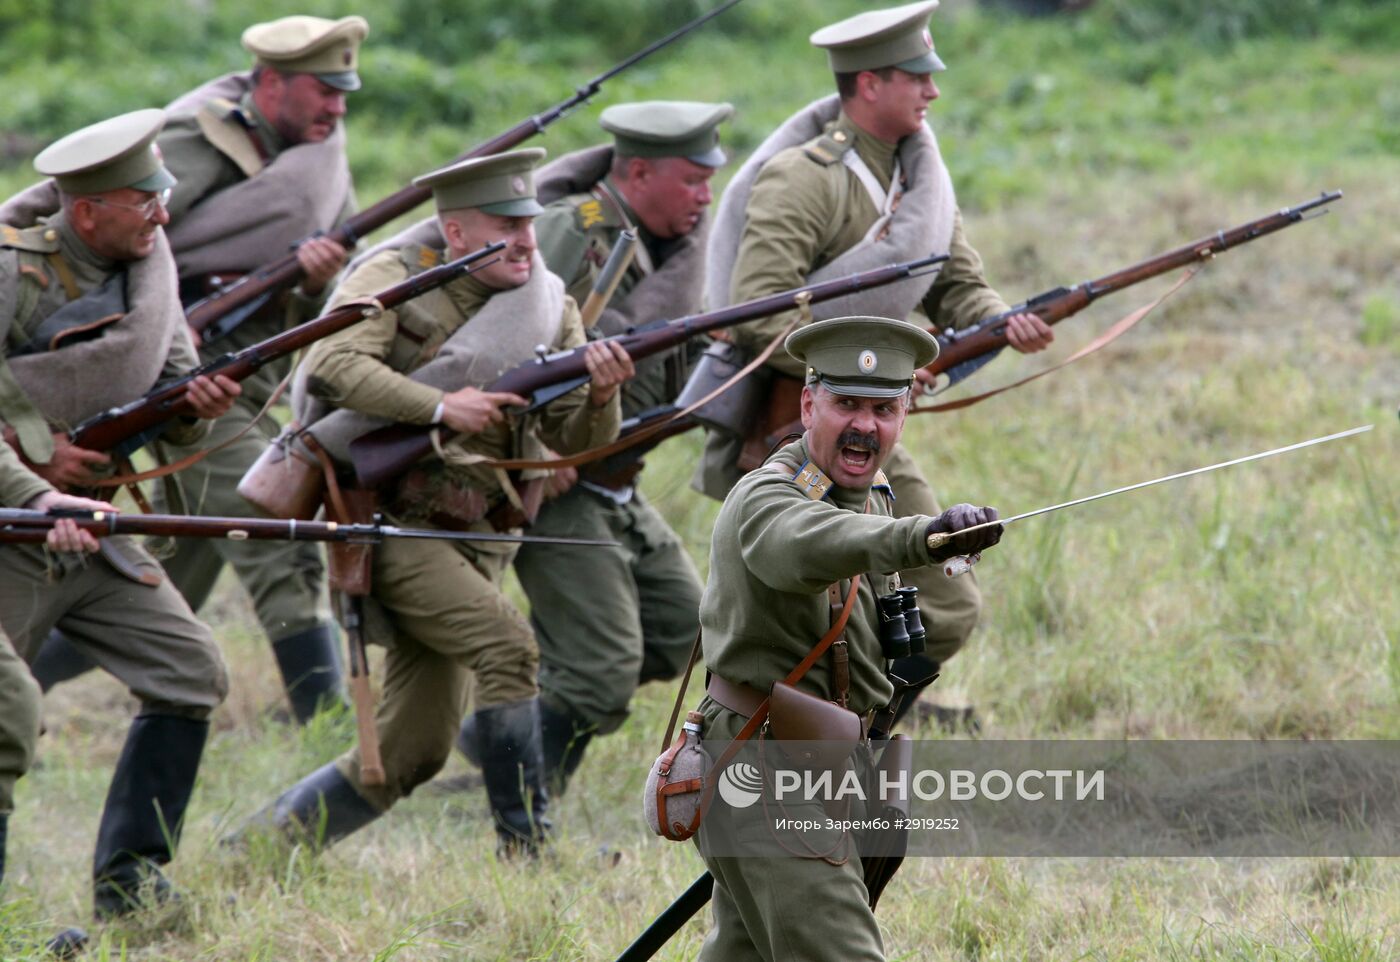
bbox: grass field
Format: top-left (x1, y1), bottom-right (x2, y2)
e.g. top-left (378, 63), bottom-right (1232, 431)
top-left (1, 0), bottom-right (1397, 958)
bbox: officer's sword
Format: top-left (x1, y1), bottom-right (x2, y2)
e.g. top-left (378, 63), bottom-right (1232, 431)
top-left (931, 424), bottom-right (1375, 577)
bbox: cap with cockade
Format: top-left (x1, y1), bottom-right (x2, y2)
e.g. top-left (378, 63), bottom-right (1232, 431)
top-left (34, 108), bottom-right (177, 195)
top-left (414, 148), bottom-right (548, 218)
top-left (810, 1), bottom-right (946, 75)
top-left (785, 316), bottom-right (939, 399)
top-left (599, 101), bottom-right (735, 168)
top-left (242, 15), bottom-right (369, 92)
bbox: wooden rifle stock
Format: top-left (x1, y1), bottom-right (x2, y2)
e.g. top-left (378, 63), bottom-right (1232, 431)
top-left (928, 190), bottom-right (1343, 382)
top-left (183, 0), bottom-right (746, 336)
top-left (63, 242), bottom-right (504, 460)
top-left (347, 253), bottom-right (951, 488)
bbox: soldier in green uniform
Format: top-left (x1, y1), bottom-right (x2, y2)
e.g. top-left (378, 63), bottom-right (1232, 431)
top-left (30, 15), bottom-right (368, 722)
top-left (693, 315), bottom-right (1002, 961)
top-left (696, 1), bottom-right (1053, 726)
top-left (233, 150), bottom-right (635, 854)
top-left (454, 101), bottom-right (732, 794)
top-left (0, 110), bottom-right (239, 918)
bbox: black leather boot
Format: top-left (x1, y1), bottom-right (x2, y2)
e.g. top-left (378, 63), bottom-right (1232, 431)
top-left (92, 715), bottom-right (207, 919)
top-left (29, 629), bottom-right (96, 693)
top-left (271, 623), bottom-right (347, 725)
top-left (231, 762), bottom-right (382, 851)
top-left (539, 700), bottom-right (595, 797)
top-left (475, 700), bottom-right (551, 856)
top-left (454, 713), bottom-right (481, 767)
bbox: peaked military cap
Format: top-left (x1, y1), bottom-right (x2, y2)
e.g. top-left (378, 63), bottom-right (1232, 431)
top-left (243, 15), bottom-right (369, 92)
top-left (599, 100), bottom-right (735, 168)
top-left (786, 316), bottom-right (939, 399)
top-left (34, 108), bottom-right (176, 196)
top-left (810, 1), bottom-right (946, 75)
top-left (414, 148), bottom-right (547, 217)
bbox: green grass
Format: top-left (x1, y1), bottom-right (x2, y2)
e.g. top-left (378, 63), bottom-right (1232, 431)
top-left (3, 0), bottom-right (1399, 958)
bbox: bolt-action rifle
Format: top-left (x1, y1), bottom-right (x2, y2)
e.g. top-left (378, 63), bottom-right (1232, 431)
top-left (184, 0), bottom-right (747, 340)
top-left (927, 190), bottom-right (1342, 391)
top-left (59, 243), bottom-right (504, 461)
top-left (346, 253), bottom-right (951, 488)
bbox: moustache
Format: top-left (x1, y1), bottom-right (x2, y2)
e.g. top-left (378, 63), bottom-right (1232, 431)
top-left (836, 430), bottom-right (880, 454)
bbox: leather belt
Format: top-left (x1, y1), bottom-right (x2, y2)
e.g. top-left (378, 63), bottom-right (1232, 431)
top-left (706, 674), bottom-right (766, 719)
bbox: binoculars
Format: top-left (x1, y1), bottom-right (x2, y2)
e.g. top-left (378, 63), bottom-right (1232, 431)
top-left (876, 586), bottom-right (925, 660)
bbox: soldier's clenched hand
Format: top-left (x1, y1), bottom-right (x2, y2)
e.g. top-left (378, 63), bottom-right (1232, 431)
top-left (585, 340), bottom-right (635, 407)
top-left (296, 236), bottom-right (349, 295)
top-left (183, 374), bottom-right (242, 420)
top-left (1004, 312), bottom-right (1054, 353)
top-left (32, 433), bottom-right (110, 490)
top-left (925, 503), bottom-right (1002, 562)
top-left (26, 490), bottom-right (115, 553)
top-left (440, 387), bottom-right (529, 435)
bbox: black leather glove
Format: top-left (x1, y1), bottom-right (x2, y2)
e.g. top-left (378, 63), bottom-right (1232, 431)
top-left (924, 504), bottom-right (1003, 563)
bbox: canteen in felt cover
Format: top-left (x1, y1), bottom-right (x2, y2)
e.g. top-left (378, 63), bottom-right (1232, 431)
top-left (644, 711), bottom-right (709, 840)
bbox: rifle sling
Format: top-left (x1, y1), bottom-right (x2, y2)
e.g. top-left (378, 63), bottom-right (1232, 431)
top-left (912, 268), bottom-right (1197, 414)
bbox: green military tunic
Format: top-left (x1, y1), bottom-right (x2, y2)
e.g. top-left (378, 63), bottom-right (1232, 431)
top-left (0, 215), bottom-right (228, 721)
top-left (516, 179), bottom-right (702, 736)
top-left (694, 438), bottom-right (934, 962)
top-left (0, 450), bottom-right (47, 814)
top-left (151, 91), bottom-right (351, 646)
top-left (720, 111), bottom-right (996, 665)
top-left (300, 246), bottom-right (621, 810)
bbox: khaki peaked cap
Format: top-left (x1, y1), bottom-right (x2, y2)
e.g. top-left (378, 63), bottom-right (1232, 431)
top-left (415, 148), bottom-right (547, 218)
top-left (599, 101), bottom-right (734, 168)
top-left (811, 1), bottom-right (946, 75)
top-left (786, 316), bottom-right (939, 399)
top-left (242, 15), bottom-right (369, 91)
top-left (34, 108), bottom-right (176, 195)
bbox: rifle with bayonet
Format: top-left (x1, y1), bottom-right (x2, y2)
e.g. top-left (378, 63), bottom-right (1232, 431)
top-left (347, 252), bottom-right (952, 488)
top-left (184, 0), bottom-right (746, 340)
top-left (926, 190), bottom-right (1343, 392)
top-left (59, 242), bottom-right (504, 461)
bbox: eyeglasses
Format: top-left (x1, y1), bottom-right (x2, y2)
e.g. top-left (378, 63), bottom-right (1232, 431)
top-left (86, 187), bottom-right (172, 218)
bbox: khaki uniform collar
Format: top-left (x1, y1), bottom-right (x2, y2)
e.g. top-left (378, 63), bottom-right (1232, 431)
top-left (443, 268), bottom-right (495, 318)
top-left (238, 91), bottom-right (288, 159)
top-left (52, 211), bottom-right (117, 275)
top-left (835, 110), bottom-right (899, 187)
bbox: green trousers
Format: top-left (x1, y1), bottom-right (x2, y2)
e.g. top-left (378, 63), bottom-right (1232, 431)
top-left (0, 630), bottom-right (41, 813)
top-left (882, 443), bottom-right (983, 665)
top-left (0, 543), bottom-right (227, 719)
top-left (694, 705), bottom-right (885, 962)
top-left (156, 398), bottom-right (328, 640)
top-left (333, 536), bottom-right (538, 811)
top-left (514, 486), bottom-right (701, 733)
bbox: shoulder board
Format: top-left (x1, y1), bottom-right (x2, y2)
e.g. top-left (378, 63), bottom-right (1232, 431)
top-left (195, 99), bottom-right (264, 178)
top-left (802, 129), bottom-right (854, 167)
top-left (871, 469), bottom-right (895, 500)
top-left (397, 242), bottom-right (443, 274)
top-left (788, 459), bottom-right (833, 501)
top-left (572, 192), bottom-right (622, 232)
top-left (0, 223), bottom-right (60, 254)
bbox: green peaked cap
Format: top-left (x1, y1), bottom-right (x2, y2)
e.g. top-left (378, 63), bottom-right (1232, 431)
top-left (786, 315), bottom-right (939, 398)
top-left (242, 15), bottom-right (369, 92)
top-left (414, 148), bottom-right (547, 217)
top-left (599, 100), bottom-right (734, 168)
top-left (34, 108), bottom-right (176, 195)
top-left (810, 1), bottom-right (946, 75)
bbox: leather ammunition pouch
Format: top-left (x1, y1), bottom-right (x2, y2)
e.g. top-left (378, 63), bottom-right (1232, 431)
top-left (11, 272), bottom-right (127, 357)
top-left (767, 681), bottom-right (862, 773)
top-left (326, 487), bottom-right (377, 597)
top-left (237, 427), bottom-right (326, 520)
top-left (674, 340), bottom-right (765, 437)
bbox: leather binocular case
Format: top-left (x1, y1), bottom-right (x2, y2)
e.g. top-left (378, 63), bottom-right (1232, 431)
top-left (672, 339), bottom-right (765, 437)
top-left (237, 428), bottom-right (326, 521)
